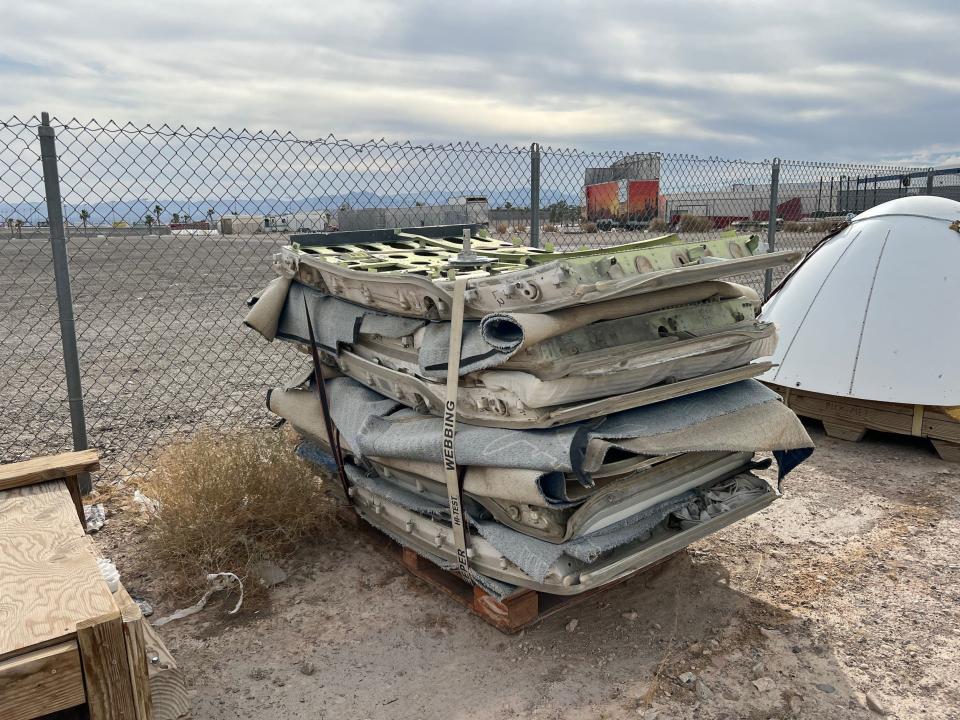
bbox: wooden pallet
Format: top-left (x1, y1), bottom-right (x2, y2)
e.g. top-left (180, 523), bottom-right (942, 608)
top-left (0, 451), bottom-right (187, 720)
top-left (768, 383), bottom-right (960, 462)
top-left (339, 507), bottom-right (674, 634)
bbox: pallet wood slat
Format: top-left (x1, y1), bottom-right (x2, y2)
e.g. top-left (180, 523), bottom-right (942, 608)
top-left (769, 383), bottom-right (960, 461)
top-left (0, 450), bottom-right (100, 492)
top-left (0, 641), bottom-right (86, 720)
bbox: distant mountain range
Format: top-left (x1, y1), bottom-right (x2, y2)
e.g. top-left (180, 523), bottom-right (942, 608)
top-left (1, 186), bottom-right (579, 226)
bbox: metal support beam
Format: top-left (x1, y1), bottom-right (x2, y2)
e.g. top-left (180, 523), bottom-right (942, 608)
top-left (38, 111), bottom-right (91, 493)
top-left (530, 143), bottom-right (540, 248)
top-left (763, 158), bottom-right (780, 300)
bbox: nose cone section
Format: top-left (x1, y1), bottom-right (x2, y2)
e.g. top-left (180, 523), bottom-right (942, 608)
top-left (761, 196), bottom-right (960, 405)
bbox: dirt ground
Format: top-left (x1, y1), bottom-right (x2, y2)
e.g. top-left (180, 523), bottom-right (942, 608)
top-left (94, 422), bottom-right (960, 720)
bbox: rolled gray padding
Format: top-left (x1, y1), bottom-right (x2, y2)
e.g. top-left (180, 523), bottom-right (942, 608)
top-left (418, 320), bottom-right (509, 377)
top-left (612, 398), bottom-right (812, 456)
top-left (266, 385), bottom-right (337, 447)
top-left (479, 280), bottom-right (757, 353)
top-left (308, 376), bottom-right (809, 479)
top-left (243, 275), bottom-right (293, 341)
top-left (367, 455), bottom-right (567, 507)
top-left (475, 493), bottom-right (692, 582)
top-left (345, 460), bottom-right (695, 583)
top-left (277, 282), bottom-right (427, 352)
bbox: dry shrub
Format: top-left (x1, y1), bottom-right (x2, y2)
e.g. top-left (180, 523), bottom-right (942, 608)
top-left (678, 214), bottom-right (712, 233)
top-left (146, 429), bottom-right (332, 598)
top-left (495, 222), bottom-right (508, 234)
top-left (811, 219), bottom-right (839, 232)
top-left (783, 220), bottom-right (806, 232)
top-left (648, 217), bottom-right (669, 232)
top-left (580, 221), bottom-right (598, 233)
top-left (543, 223), bottom-right (560, 233)
top-left (513, 222), bottom-right (528, 233)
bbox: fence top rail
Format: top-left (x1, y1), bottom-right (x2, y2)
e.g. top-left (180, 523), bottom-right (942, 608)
top-left (0, 114), bottom-right (935, 176)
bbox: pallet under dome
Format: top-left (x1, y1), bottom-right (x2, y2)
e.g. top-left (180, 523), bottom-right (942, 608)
top-left (767, 383), bottom-right (960, 462)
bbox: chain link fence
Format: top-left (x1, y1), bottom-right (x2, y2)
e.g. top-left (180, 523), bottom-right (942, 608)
top-left (0, 114), bottom-right (939, 480)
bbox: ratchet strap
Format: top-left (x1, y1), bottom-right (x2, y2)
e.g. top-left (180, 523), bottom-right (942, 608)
top-left (442, 277), bottom-right (472, 575)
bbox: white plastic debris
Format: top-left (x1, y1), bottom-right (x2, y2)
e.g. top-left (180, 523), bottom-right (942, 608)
top-left (133, 489), bottom-right (160, 515)
top-left (84, 503), bottom-right (106, 532)
top-left (153, 572), bottom-right (244, 627)
top-left (97, 557), bottom-right (120, 592)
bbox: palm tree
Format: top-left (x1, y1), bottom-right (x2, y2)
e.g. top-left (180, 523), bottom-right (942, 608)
top-left (206, 208), bottom-right (214, 227)
top-left (144, 213), bottom-right (154, 229)
top-left (14, 219), bottom-right (23, 239)
top-left (5, 218), bottom-right (12, 237)
top-left (153, 205), bottom-right (163, 226)
top-left (171, 212), bottom-right (180, 224)
top-left (79, 209), bottom-right (90, 235)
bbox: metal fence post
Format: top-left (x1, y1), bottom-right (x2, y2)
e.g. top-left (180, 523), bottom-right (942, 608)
top-left (763, 158), bottom-right (780, 300)
top-left (530, 142), bottom-right (540, 248)
top-left (926, 168), bottom-right (935, 195)
top-left (38, 111), bottom-right (91, 493)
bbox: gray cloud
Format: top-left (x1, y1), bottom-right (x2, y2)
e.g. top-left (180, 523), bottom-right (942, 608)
top-left (2, 0), bottom-right (958, 162)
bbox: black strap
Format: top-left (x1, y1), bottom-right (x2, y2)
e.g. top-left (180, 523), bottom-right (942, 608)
top-left (302, 297), bottom-right (352, 504)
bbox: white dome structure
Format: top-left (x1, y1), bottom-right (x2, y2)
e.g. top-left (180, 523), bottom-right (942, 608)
top-left (761, 195), bottom-right (960, 405)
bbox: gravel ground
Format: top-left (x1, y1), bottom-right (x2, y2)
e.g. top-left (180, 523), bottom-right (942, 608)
top-left (94, 424), bottom-right (960, 720)
top-left (0, 231), bottom-right (300, 474)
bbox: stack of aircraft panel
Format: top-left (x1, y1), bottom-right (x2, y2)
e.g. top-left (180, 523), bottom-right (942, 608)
top-left (246, 224), bottom-right (813, 596)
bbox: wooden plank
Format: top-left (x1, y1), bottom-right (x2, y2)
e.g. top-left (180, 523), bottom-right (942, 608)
top-left (791, 395), bottom-right (914, 435)
top-left (77, 612), bottom-right (138, 720)
top-left (142, 623), bottom-right (190, 720)
top-left (769, 382), bottom-right (960, 461)
top-left (0, 480), bottom-right (118, 660)
top-left (0, 640), bottom-right (86, 720)
top-left (0, 450), bottom-right (100, 493)
top-left (922, 415), bottom-right (960, 443)
top-left (65, 474), bottom-right (87, 528)
top-left (472, 586), bottom-right (538, 632)
top-left (114, 585), bottom-right (153, 720)
top-left (931, 440), bottom-right (960, 463)
top-left (822, 422), bottom-right (867, 442)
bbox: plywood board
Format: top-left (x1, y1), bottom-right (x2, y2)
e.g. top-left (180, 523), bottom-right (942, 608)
top-left (0, 480), bottom-right (118, 660)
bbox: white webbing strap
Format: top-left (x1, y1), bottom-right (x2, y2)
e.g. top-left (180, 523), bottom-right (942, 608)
top-left (442, 277), bottom-right (471, 575)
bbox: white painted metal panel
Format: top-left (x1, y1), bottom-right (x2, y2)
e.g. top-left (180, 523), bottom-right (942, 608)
top-left (761, 196), bottom-right (960, 405)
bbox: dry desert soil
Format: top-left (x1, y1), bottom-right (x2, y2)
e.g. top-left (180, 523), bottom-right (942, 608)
top-left (93, 423), bottom-right (960, 720)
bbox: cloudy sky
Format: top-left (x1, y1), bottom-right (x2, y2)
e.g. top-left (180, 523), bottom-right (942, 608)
top-left (3, 0), bottom-right (958, 163)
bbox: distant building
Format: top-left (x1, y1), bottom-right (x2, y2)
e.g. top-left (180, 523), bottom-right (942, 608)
top-left (334, 197), bottom-right (489, 231)
top-left (219, 215), bottom-right (264, 235)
